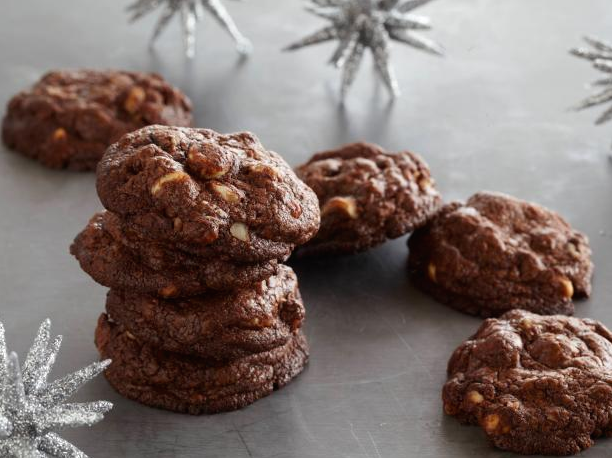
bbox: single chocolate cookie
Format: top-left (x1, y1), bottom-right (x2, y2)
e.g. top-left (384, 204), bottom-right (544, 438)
top-left (443, 309), bottom-right (612, 455)
top-left (71, 213), bottom-right (278, 297)
top-left (295, 142), bottom-right (442, 256)
top-left (102, 211), bottom-right (290, 264)
top-left (95, 314), bottom-right (309, 415)
top-left (105, 265), bottom-right (305, 360)
top-left (408, 192), bottom-right (593, 317)
top-left (2, 69), bottom-right (192, 171)
top-left (96, 125), bottom-right (320, 262)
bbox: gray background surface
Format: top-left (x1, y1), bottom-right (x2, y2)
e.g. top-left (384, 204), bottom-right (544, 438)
top-left (1, 0), bottom-right (612, 456)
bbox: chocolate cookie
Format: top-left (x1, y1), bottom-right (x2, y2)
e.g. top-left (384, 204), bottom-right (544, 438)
top-left (71, 213), bottom-right (278, 297)
top-left (443, 309), bottom-right (612, 455)
top-left (2, 70), bottom-right (192, 171)
top-left (96, 125), bottom-right (320, 263)
top-left (295, 142), bottom-right (442, 256)
top-left (105, 265), bottom-right (305, 360)
top-left (102, 209), bottom-right (294, 267)
top-left (95, 314), bottom-right (309, 415)
top-left (408, 192), bottom-right (593, 317)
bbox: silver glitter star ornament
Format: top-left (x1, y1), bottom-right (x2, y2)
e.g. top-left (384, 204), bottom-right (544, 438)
top-left (571, 36), bottom-right (612, 125)
top-left (128, 0), bottom-right (252, 59)
top-left (285, 0), bottom-right (443, 98)
top-left (0, 319), bottom-right (112, 458)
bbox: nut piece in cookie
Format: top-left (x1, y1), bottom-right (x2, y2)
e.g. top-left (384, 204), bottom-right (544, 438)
top-left (96, 125), bottom-right (320, 262)
top-left (295, 142), bottom-right (442, 256)
top-left (1, 69), bottom-right (193, 171)
top-left (95, 314), bottom-right (309, 415)
top-left (408, 191), bottom-right (593, 317)
top-left (443, 309), bottom-right (612, 455)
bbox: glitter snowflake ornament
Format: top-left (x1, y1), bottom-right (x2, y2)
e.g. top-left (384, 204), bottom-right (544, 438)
top-left (0, 319), bottom-right (112, 458)
top-left (571, 36), bottom-right (612, 125)
top-left (127, 0), bottom-right (252, 59)
top-left (285, 0), bottom-right (443, 98)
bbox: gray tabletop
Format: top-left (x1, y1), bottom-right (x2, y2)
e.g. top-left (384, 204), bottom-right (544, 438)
top-left (1, 0), bottom-right (612, 457)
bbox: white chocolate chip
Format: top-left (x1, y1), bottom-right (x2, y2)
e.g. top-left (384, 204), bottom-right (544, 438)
top-left (322, 196), bottom-right (358, 219)
top-left (505, 399), bottom-right (520, 410)
top-left (418, 177), bottom-right (432, 191)
top-left (428, 262), bottom-right (437, 283)
top-left (247, 317), bottom-right (272, 328)
top-left (230, 222), bottom-right (250, 242)
top-left (568, 243), bottom-right (580, 259)
top-left (520, 318), bottom-right (534, 329)
top-left (205, 169), bottom-right (227, 179)
top-left (560, 277), bottom-right (574, 299)
top-left (151, 171), bottom-right (189, 196)
top-left (467, 391), bottom-right (484, 404)
top-left (52, 127), bottom-right (67, 141)
top-left (160, 284), bottom-right (178, 297)
top-left (249, 163), bottom-right (279, 179)
top-left (173, 217), bottom-right (183, 231)
top-left (124, 86), bottom-right (146, 113)
top-left (483, 414), bottom-right (500, 433)
top-left (211, 182), bottom-right (241, 203)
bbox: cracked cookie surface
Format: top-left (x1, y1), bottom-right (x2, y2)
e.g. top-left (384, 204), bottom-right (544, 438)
top-left (95, 314), bottom-right (309, 415)
top-left (2, 69), bottom-right (192, 170)
top-left (295, 142), bottom-right (441, 256)
top-left (70, 212), bottom-right (278, 297)
top-left (96, 125), bottom-right (320, 262)
top-left (408, 192), bottom-right (593, 317)
top-left (443, 309), bottom-right (612, 455)
top-left (105, 265), bottom-right (305, 360)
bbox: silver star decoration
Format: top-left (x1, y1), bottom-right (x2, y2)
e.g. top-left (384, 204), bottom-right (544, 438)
top-left (571, 36), bottom-right (612, 125)
top-left (285, 0), bottom-right (443, 98)
top-left (127, 0), bottom-right (252, 59)
top-left (0, 319), bottom-right (111, 458)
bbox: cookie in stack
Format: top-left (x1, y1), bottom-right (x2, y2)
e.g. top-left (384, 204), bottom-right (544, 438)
top-left (71, 125), bottom-right (320, 414)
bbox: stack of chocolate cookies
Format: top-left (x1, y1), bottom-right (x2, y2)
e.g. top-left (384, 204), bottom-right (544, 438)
top-left (71, 125), bottom-right (320, 414)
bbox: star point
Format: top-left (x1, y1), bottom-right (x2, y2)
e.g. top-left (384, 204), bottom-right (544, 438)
top-left (571, 35), bottom-right (612, 126)
top-left (286, 0), bottom-right (443, 97)
top-left (128, 0), bottom-right (251, 58)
